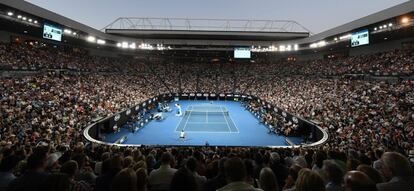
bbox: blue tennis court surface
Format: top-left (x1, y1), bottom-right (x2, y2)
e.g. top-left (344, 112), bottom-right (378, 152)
top-left (176, 105), bottom-right (238, 133)
top-left (104, 100), bottom-right (303, 147)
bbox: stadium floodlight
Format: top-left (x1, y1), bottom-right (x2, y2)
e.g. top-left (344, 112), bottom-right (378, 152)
top-left (286, 45), bottom-right (292, 51)
top-left (269, 45), bottom-right (277, 52)
top-left (279, 45), bottom-right (286, 51)
top-left (64, 29), bottom-right (72, 34)
top-left (22, 17), bottom-right (27, 21)
top-left (156, 44), bottom-right (168, 50)
top-left (86, 36), bottom-right (96, 43)
top-left (17, 15), bottom-right (22, 19)
top-left (72, 32), bottom-right (77, 35)
top-left (129, 43), bottom-right (136, 49)
top-left (339, 34), bottom-right (351, 40)
top-left (7, 12), bottom-right (13, 16)
top-left (334, 37), bottom-right (338, 41)
top-left (116, 43), bottom-right (121, 47)
top-left (401, 17), bottom-right (409, 24)
top-left (121, 42), bottom-right (128, 48)
top-left (374, 27), bottom-right (377, 31)
top-left (388, 23), bottom-right (393, 27)
top-left (97, 39), bottom-right (106, 45)
top-left (294, 44), bottom-right (299, 51)
top-left (34, 20), bottom-right (38, 24)
top-left (379, 26), bottom-right (383, 29)
top-left (28, 19), bottom-right (32, 22)
top-left (318, 41), bottom-right (326, 47)
top-left (139, 43), bottom-right (153, 50)
top-left (383, 25), bottom-right (387, 28)
top-left (311, 41), bottom-right (326, 48)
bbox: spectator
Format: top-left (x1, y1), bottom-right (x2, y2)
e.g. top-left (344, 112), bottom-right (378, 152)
top-left (135, 168), bottom-right (147, 191)
top-left (356, 165), bottom-right (384, 184)
top-left (343, 171), bottom-right (377, 191)
top-left (111, 168), bottom-right (137, 191)
top-left (0, 155), bottom-right (20, 191)
top-left (41, 173), bottom-right (71, 191)
top-left (244, 159), bottom-right (258, 186)
top-left (186, 157), bottom-right (206, 190)
top-left (295, 169), bottom-right (325, 191)
top-left (269, 152), bottom-right (288, 188)
top-left (283, 164), bottom-right (302, 191)
top-left (95, 152), bottom-right (111, 176)
top-left (202, 158), bottom-right (228, 191)
top-left (259, 167), bottom-right (279, 191)
top-left (6, 151), bottom-right (49, 191)
top-left (217, 158), bottom-right (262, 191)
top-left (169, 167), bottom-right (198, 191)
top-left (148, 152), bottom-right (177, 191)
top-left (312, 151), bottom-right (327, 173)
top-left (377, 152), bottom-right (414, 191)
top-left (323, 160), bottom-right (344, 191)
top-left (95, 154), bottom-right (123, 191)
top-left (60, 160), bottom-right (92, 191)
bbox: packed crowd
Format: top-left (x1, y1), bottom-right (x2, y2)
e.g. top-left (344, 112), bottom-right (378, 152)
top-left (0, 73), bottom-right (157, 149)
top-left (2, 42), bottom-right (413, 80)
top-left (0, 144), bottom-right (413, 191)
top-left (248, 77), bottom-right (414, 154)
top-left (274, 49), bottom-right (414, 76)
top-left (0, 42), bottom-right (414, 191)
top-left (0, 42), bottom-right (140, 72)
top-left (244, 100), bottom-right (300, 137)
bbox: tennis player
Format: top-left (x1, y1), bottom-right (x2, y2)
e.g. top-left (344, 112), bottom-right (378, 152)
top-left (180, 130), bottom-right (186, 140)
top-left (175, 103), bottom-right (182, 116)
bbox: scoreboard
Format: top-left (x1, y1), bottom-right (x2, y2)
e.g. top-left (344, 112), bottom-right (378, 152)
top-left (351, 29), bottom-right (369, 47)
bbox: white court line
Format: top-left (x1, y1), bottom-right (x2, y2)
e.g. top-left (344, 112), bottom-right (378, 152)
top-left (174, 129), bottom-right (239, 133)
top-left (193, 104), bottom-right (222, 107)
top-left (182, 107), bottom-right (193, 132)
top-left (175, 131), bottom-right (240, 134)
top-left (226, 115), bottom-right (240, 133)
top-left (174, 104), bottom-right (240, 134)
top-left (174, 105), bottom-right (190, 132)
top-left (187, 122), bottom-right (228, 124)
top-left (221, 106), bottom-right (232, 132)
top-left (206, 110), bottom-right (208, 123)
top-left (221, 105), bottom-right (240, 133)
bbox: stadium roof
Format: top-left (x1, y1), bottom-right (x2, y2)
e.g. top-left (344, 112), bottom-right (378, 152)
top-left (1, 0), bottom-right (414, 47)
top-left (104, 18), bottom-right (310, 41)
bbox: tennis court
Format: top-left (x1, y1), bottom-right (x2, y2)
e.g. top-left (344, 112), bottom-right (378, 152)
top-left (175, 104), bottom-right (239, 133)
top-left (104, 100), bottom-right (302, 146)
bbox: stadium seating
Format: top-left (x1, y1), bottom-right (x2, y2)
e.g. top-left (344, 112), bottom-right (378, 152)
top-left (0, 42), bottom-right (413, 191)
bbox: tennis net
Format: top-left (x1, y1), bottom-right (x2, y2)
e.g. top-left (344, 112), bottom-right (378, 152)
top-left (185, 110), bottom-right (229, 116)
